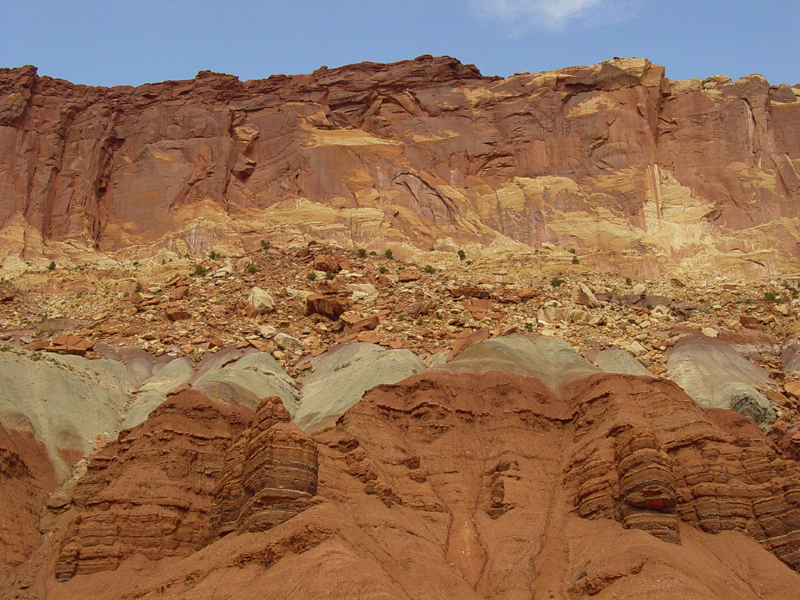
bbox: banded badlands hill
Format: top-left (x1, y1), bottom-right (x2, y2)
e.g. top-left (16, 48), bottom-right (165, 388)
top-left (1, 57), bottom-right (800, 599)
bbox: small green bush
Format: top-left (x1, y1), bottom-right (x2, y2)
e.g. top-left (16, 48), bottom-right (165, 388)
top-left (209, 250), bottom-right (219, 260)
top-left (379, 266), bottom-right (388, 274)
top-left (572, 256), bottom-right (579, 264)
top-left (457, 249), bottom-right (466, 261)
top-left (357, 248), bottom-right (367, 258)
top-left (424, 265), bottom-right (435, 274)
top-left (326, 272), bottom-right (335, 280)
top-left (307, 272), bottom-right (317, 281)
top-left (764, 291), bottom-right (779, 302)
top-left (47, 261), bottom-right (56, 271)
top-left (193, 265), bottom-right (207, 277)
top-left (384, 248), bottom-right (393, 259)
top-left (466, 260), bottom-right (472, 266)
top-left (625, 277), bottom-right (633, 286)
top-left (260, 240), bottom-right (270, 250)
top-left (135, 282), bottom-right (143, 293)
top-left (569, 248), bottom-right (576, 254)
top-left (551, 277), bottom-right (565, 288)
top-left (525, 322), bottom-right (534, 332)
top-left (247, 264), bottom-right (257, 274)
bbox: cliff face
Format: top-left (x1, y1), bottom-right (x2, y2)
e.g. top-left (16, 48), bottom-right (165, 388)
top-left (1, 56), bottom-right (799, 275)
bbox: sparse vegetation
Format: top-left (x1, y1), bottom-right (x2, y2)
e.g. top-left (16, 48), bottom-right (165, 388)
top-left (193, 265), bottom-right (207, 277)
top-left (646, 303), bottom-right (654, 310)
top-left (466, 260), bottom-right (472, 266)
top-left (551, 277), bottom-right (565, 288)
top-left (326, 272), bottom-right (335, 280)
top-left (458, 249), bottom-right (466, 261)
top-left (209, 250), bottom-right (219, 260)
top-left (525, 322), bottom-right (534, 332)
top-left (369, 251), bottom-right (377, 256)
top-left (384, 248), bottom-right (393, 259)
top-left (572, 256), bottom-right (580, 264)
top-left (247, 264), bottom-right (257, 274)
top-left (47, 261), bottom-right (56, 271)
top-left (625, 277), bottom-right (633, 286)
top-left (764, 291), bottom-right (779, 302)
top-left (424, 265), bottom-right (436, 274)
top-left (357, 248), bottom-right (367, 258)
top-left (260, 240), bottom-right (270, 250)
top-left (307, 272), bottom-right (316, 281)
top-left (569, 248), bottom-right (576, 254)
top-left (135, 282), bottom-right (143, 293)
top-left (379, 266), bottom-right (388, 274)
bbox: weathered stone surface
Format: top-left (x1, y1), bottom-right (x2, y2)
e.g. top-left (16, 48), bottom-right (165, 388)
top-left (0, 422), bottom-right (55, 587)
top-left (294, 342), bottom-right (424, 432)
top-left (0, 343), bottom-right (135, 480)
top-left (667, 335), bottom-right (776, 429)
top-left (306, 293), bottom-right (347, 319)
top-left (1, 57), bottom-right (799, 276)
top-left (588, 348), bottom-right (654, 377)
top-left (209, 397), bottom-right (318, 539)
top-left (246, 286), bottom-right (275, 314)
top-left (54, 390), bottom-right (253, 581)
top-left (191, 351), bottom-right (299, 413)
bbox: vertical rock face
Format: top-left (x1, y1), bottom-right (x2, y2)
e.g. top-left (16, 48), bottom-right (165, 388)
top-left (1, 56), bottom-right (798, 274)
top-left (0, 422), bottom-right (55, 587)
top-left (209, 396), bottom-right (318, 540)
top-left (54, 390), bottom-right (252, 581)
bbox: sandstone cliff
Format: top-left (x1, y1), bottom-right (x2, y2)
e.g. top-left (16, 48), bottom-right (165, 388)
top-left (1, 56), bottom-right (799, 276)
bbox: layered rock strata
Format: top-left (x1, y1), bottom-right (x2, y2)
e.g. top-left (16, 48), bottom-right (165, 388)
top-left (1, 56), bottom-right (799, 275)
top-left (209, 396), bottom-right (318, 539)
top-left (54, 390), bottom-right (252, 581)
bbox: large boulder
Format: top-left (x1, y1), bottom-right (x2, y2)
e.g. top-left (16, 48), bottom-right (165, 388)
top-left (246, 286), bottom-right (276, 314)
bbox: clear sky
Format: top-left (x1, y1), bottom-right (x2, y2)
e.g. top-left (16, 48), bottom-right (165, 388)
top-left (1, 0), bottom-right (798, 88)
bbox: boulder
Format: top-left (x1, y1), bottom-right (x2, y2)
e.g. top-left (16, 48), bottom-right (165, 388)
top-left (247, 286), bottom-right (276, 314)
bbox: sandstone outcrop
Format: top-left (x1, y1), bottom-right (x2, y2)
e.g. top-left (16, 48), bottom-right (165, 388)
top-left (1, 56), bottom-right (799, 276)
top-left (0, 422), bottom-right (55, 587)
top-left (209, 396), bottom-right (318, 539)
top-left (54, 390), bottom-right (252, 581)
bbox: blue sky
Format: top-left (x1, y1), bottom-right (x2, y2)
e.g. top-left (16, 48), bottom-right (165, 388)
top-left (1, 1), bottom-right (798, 87)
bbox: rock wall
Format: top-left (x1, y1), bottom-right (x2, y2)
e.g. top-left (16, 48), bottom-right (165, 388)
top-left (1, 56), bottom-right (799, 274)
top-left (54, 390), bottom-right (252, 581)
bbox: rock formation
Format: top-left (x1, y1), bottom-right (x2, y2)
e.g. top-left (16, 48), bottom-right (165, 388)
top-left (53, 390), bottom-right (252, 581)
top-left (1, 56), bottom-right (799, 276)
top-left (2, 55), bottom-right (800, 598)
top-left (209, 396), bottom-right (318, 539)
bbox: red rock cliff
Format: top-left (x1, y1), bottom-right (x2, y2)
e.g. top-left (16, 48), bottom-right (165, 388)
top-left (1, 56), bottom-right (799, 275)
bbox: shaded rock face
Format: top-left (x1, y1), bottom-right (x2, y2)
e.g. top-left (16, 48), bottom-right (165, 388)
top-left (54, 390), bottom-right (253, 581)
top-left (0, 422), bottom-right (55, 587)
top-left (1, 57), bottom-right (799, 274)
top-left (209, 396), bottom-right (318, 539)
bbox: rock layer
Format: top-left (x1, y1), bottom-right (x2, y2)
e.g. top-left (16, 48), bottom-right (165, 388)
top-left (1, 56), bottom-right (799, 275)
top-left (209, 396), bottom-right (318, 539)
top-left (54, 390), bottom-right (252, 581)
